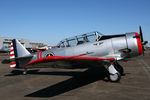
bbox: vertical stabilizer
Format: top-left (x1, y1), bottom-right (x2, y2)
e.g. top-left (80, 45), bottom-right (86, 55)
top-left (12, 39), bottom-right (30, 58)
top-left (9, 39), bottom-right (31, 68)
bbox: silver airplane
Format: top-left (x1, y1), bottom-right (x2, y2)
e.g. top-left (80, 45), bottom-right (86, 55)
top-left (2, 26), bottom-right (148, 82)
top-left (0, 48), bottom-right (10, 53)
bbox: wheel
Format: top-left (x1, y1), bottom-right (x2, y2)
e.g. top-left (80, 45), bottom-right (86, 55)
top-left (114, 62), bottom-right (124, 75)
top-left (23, 68), bottom-right (27, 75)
top-left (23, 71), bottom-right (27, 75)
top-left (109, 73), bottom-right (121, 82)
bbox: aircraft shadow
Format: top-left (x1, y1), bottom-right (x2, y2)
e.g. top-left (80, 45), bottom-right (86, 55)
top-left (5, 70), bottom-right (40, 76)
top-left (25, 66), bottom-right (108, 98)
top-left (5, 69), bottom-right (82, 76)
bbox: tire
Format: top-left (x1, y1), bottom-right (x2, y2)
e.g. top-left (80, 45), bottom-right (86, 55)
top-left (23, 71), bottom-right (27, 75)
top-left (109, 73), bottom-right (121, 82)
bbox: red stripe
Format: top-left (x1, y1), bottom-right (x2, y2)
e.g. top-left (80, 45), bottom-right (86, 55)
top-left (135, 32), bottom-right (143, 55)
top-left (107, 58), bottom-right (115, 61)
top-left (10, 54), bottom-right (15, 56)
top-left (71, 53), bottom-right (87, 57)
top-left (37, 52), bottom-right (40, 59)
top-left (40, 52), bottom-right (42, 58)
top-left (10, 62), bottom-right (16, 65)
top-left (10, 49), bottom-right (14, 52)
top-left (11, 45), bottom-right (13, 47)
top-left (68, 57), bottom-right (106, 60)
top-left (24, 56), bottom-right (115, 67)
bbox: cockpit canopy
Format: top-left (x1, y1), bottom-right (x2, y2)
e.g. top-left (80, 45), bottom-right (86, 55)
top-left (57, 32), bottom-right (103, 48)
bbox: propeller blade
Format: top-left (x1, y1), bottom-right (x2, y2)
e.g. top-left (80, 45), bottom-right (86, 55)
top-left (139, 26), bottom-right (144, 56)
top-left (139, 26), bottom-right (144, 42)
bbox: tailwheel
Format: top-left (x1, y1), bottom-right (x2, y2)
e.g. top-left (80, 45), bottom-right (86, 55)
top-left (23, 68), bottom-right (27, 75)
top-left (107, 64), bottom-right (121, 82)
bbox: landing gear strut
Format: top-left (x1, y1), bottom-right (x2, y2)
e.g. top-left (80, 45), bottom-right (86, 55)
top-left (114, 61), bottom-right (124, 75)
top-left (107, 64), bottom-right (121, 82)
top-left (23, 68), bottom-right (27, 75)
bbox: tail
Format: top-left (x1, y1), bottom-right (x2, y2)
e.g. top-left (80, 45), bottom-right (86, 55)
top-left (10, 39), bottom-right (31, 68)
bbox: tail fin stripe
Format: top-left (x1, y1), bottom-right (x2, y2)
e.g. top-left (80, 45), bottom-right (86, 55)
top-left (10, 51), bottom-right (14, 54)
top-left (10, 62), bottom-right (16, 68)
top-left (10, 62), bottom-right (16, 65)
top-left (10, 49), bottom-right (14, 52)
top-left (10, 54), bottom-right (15, 56)
top-left (10, 41), bottom-right (15, 59)
top-left (10, 56), bottom-right (15, 59)
top-left (10, 47), bottom-right (14, 50)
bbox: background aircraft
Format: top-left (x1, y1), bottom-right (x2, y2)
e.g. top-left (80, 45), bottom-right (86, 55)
top-left (2, 26), bottom-right (148, 82)
top-left (34, 46), bottom-right (54, 52)
top-left (0, 48), bottom-right (10, 53)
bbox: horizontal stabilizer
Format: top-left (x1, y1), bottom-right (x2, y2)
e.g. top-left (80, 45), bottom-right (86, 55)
top-left (2, 55), bottom-right (33, 64)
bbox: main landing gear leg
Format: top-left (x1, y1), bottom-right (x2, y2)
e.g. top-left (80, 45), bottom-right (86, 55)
top-left (23, 68), bottom-right (27, 75)
top-left (107, 64), bottom-right (121, 82)
top-left (114, 61), bottom-right (124, 75)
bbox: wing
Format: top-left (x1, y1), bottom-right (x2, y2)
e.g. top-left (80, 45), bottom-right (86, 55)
top-left (106, 48), bottom-right (131, 61)
top-left (24, 55), bottom-right (115, 67)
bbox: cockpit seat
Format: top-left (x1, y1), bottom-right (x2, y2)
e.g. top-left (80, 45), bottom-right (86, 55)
top-left (77, 41), bottom-right (84, 45)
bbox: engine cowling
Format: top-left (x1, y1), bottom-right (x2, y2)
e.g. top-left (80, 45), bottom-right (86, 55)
top-left (125, 32), bottom-right (143, 57)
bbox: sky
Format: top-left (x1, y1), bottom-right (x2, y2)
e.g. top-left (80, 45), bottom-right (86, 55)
top-left (0, 0), bottom-right (150, 46)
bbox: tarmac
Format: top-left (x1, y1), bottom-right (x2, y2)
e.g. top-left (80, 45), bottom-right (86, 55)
top-left (0, 51), bottom-right (150, 100)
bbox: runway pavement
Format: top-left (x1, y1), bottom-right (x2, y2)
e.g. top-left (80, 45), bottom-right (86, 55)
top-left (0, 51), bottom-right (150, 100)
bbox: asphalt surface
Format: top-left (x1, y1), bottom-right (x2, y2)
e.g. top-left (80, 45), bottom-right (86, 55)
top-left (0, 51), bottom-right (150, 100)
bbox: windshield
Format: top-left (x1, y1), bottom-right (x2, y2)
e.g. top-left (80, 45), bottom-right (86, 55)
top-left (57, 31), bottom-right (103, 47)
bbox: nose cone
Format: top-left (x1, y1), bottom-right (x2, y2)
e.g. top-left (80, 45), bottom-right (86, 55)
top-left (135, 32), bottom-right (143, 55)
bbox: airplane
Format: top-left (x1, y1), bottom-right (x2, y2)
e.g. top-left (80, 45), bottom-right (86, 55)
top-left (34, 46), bottom-right (54, 52)
top-left (0, 48), bottom-right (10, 53)
top-left (2, 26), bottom-right (148, 82)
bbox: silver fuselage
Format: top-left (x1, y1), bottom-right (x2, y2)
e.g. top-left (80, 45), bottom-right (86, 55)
top-left (25, 32), bottom-right (141, 68)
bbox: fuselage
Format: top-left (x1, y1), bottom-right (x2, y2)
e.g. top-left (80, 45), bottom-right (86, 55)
top-left (30, 32), bottom-right (142, 64)
top-left (7, 32), bottom-right (143, 69)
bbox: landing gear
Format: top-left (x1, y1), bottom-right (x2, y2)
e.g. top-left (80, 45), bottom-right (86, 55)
top-left (114, 61), bottom-right (124, 75)
top-left (23, 68), bottom-right (27, 75)
top-left (107, 64), bottom-right (121, 82)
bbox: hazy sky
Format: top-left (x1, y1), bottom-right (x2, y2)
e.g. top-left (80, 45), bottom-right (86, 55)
top-left (0, 0), bottom-right (150, 46)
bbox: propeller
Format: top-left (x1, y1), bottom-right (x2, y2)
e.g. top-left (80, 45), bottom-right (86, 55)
top-left (139, 26), bottom-right (144, 43)
top-left (139, 26), bottom-right (148, 55)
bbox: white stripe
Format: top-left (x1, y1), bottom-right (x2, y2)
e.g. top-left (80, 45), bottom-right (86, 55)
top-left (10, 47), bottom-right (13, 50)
top-left (10, 64), bottom-right (16, 68)
top-left (11, 43), bottom-right (13, 45)
top-left (10, 55), bottom-right (14, 58)
top-left (10, 51), bottom-right (14, 54)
